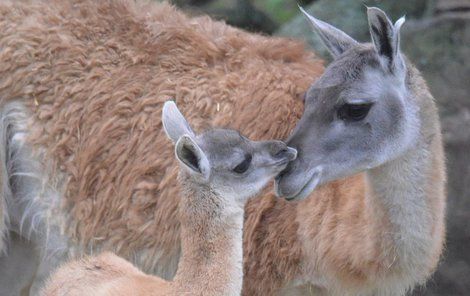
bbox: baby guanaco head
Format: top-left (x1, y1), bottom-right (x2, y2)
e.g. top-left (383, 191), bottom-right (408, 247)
top-left (162, 101), bottom-right (297, 204)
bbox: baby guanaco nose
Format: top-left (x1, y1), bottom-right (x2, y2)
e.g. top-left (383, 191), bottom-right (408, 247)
top-left (271, 141), bottom-right (297, 161)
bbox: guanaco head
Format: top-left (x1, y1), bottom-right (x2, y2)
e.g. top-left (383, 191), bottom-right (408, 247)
top-left (276, 7), bottom-right (421, 200)
top-left (162, 101), bottom-right (297, 203)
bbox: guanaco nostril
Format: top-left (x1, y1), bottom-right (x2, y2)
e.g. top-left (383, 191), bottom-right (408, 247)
top-left (274, 146), bottom-right (297, 161)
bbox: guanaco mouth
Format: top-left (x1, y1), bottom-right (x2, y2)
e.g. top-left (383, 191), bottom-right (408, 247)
top-left (275, 166), bottom-right (323, 200)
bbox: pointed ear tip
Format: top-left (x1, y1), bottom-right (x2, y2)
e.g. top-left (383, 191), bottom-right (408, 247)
top-left (298, 5), bottom-right (311, 18)
top-left (366, 6), bottom-right (382, 12)
top-left (366, 6), bottom-right (387, 17)
top-left (162, 100), bottom-right (186, 126)
top-left (299, 7), bottom-right (325, 28)
top-left (163, 100), bottom-right (177, 114)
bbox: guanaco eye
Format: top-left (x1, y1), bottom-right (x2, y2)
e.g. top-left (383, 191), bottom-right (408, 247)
top-left (233, 154), bottom-right (252, 174)
top-left (337, 103), bottom-right (373, 121)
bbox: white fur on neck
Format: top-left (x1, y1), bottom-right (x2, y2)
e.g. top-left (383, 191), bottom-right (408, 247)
top-left (207, 198), bottom-right (244, 296)
top-left (176, 178), bottom-right (245, 296)
top-left (221, 212), bottom-right (244, 296)
top-left (366, 136), bottom-right (434, 291)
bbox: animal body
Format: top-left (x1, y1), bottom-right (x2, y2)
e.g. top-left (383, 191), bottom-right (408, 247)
top-left (274, 7), bottom-right (446, 296)
top-left (0, 1), bottom-right (445, 295)
top-left (42, 101), bottom-right (297, 296)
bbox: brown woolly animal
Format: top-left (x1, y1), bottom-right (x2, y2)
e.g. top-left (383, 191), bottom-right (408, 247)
top-left (0, 1), bottom-right (445, 296)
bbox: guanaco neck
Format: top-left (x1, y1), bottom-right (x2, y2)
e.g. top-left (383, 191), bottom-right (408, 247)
top-left (365, 65), bottom-right (445, 275)
top-left (172, 172), bottom-right (244, 296)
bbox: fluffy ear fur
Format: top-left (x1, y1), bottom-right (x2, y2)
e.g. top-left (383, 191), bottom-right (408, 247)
top-left (162, 101), bottom-right (195, 142)
top-left (299, 6), bottom-right (358, 58)
top-left (175, 135), bottom-right (210, 180)
top-left (367, 7), bottom-right (406, 73)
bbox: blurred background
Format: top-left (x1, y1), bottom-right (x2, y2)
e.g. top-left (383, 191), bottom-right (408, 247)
top-left (166, 0), bottom-right (470, 295)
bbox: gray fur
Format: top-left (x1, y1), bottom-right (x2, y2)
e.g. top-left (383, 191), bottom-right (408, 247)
top-left (0, 102), bottom-right (14, 254)
top-left (276, 8), bottom-right (418, 200)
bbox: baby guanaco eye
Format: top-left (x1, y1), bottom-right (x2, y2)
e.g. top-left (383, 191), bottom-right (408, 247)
top-left (233, 154), bottom-right (252, 174)
top-left (337, 103), bottom-right (373, 121)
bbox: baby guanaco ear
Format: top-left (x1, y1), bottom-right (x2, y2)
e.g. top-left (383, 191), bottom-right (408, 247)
top-left (175, 135), bottom-right (210, 180)
top-left (162, 101), bottom-right (195, 142)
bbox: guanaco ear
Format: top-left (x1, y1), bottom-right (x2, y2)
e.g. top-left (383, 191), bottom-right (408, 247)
top-left (175, 135), bottom-right (210, 180)
top-left (162, 101), bottom-right (195, 142)
top-left (367, 7), bottom-right (406, 74)
top-left (299, 6), bottom-right (358, 58)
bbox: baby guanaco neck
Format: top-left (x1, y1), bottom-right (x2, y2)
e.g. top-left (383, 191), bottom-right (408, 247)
top-left (172, 172), bottom-right (244, 296)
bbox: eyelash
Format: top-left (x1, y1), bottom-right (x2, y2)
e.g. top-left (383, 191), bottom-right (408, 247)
top-left (232, 154), bottom-right (252, 174)
top-left (337, 103), bottom-right (373, 121)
